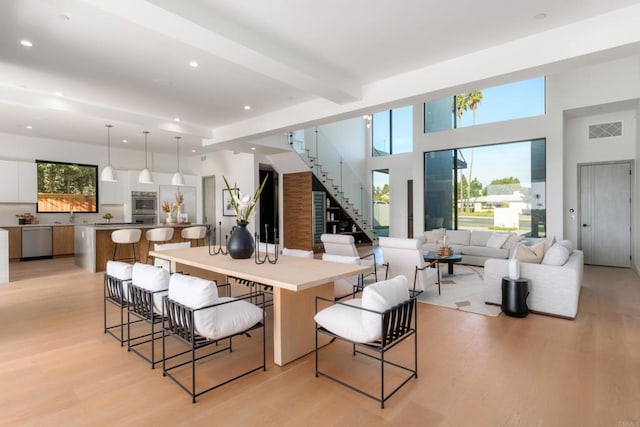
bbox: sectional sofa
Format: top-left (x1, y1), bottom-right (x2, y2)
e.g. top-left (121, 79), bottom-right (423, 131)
top-left (417, 229), bottom-right (523, 266)
top-left (483, 240), bottom-right (584, 319)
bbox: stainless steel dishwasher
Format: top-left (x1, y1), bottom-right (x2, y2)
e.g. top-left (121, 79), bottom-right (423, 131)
top-left (21, 226), bottom-right (53, 261)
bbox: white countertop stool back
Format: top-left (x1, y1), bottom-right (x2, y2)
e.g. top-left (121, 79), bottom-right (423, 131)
top-left (181, 226), bottom-right (207, 247)
top-left (145, 227), bottom-right (174, 264)
top-left (111, 229), bottom-right (142, 263)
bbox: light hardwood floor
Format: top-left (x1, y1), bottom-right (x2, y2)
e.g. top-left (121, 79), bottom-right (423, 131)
top-left (1, 257), bottom-right (639, 426)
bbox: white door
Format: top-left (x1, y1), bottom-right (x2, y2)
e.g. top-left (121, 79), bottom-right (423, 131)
top-left (580, 162), bottom-right (632, 267)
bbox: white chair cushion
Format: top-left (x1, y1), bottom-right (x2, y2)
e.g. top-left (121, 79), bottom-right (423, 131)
top-left (361, 275), bottom-right (410, 339)
top-left (322, 254), bottom-right (361, 298)
top-left (486, 232), bottom-right (510, 249)
top-left (314, 299), bottom-right (377, 343)
top-left (197, 297), bottom-right (263, 340)
top-left (106, 260), bottom-right (133, 280)
top-left (168, 273), bottom-right (262, 340)
top-left (146, 227), bottom-right (174, 242)
top-left (379, 236), bottom-right (419, 250)
top-left (132, 263), bottom-right (170, 314)
top-left (111, 229), bottom-right (142, 244)
top-left (181, 226), bottom-right (207, 240)
top-left (282, 248), bottom-right (314, 258)
top-left (469, 230), bottom-right (493, 246)
top-left (541, 243), bottom-right (571, 266)
top-left (321, 234), bottom-right (358, 257)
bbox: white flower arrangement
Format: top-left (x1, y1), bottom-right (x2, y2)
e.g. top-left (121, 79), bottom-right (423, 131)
top-left (223, 175), bottom-right (268, 223)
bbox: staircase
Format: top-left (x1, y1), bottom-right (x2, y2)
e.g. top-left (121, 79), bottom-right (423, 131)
top-left (288, 130), bottom-right (377, 244)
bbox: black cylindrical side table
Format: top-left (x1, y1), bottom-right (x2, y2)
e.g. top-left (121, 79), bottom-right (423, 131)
top-left (501, 277), bottom-right (530, 318)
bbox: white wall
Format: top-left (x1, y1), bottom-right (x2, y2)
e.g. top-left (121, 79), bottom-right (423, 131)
top-left (563, 109), bottom-right (637, 246)
top-left (371, 54), bottom-right (640, 245)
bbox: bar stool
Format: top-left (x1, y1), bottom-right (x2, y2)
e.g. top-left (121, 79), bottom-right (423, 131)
top-left (145, 227), bottom-right (174, 264)
top-left (111, 229), bottom-right (142, 263)
top-left (181, 226), bottom-right (207, 247)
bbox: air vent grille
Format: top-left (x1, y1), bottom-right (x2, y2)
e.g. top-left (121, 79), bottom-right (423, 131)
top-left (589, 121), bottom-right (622, 139)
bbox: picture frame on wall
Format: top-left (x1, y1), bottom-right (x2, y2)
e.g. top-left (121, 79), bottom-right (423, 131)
top-left (222, 188), bottom-right (239, 216)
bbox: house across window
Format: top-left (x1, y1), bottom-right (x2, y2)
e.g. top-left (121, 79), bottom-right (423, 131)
top-left (424, 139), bottom-right (546, 237)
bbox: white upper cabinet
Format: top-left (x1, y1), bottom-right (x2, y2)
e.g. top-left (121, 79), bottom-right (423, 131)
top-left (100, 170), bottom-right (130, 205)
top-left (0, 160), bottom-right (37, 203)
top-left (0, 160), bottom-right (20, 202)
top-left (18, 162), bottom-right (37, 203)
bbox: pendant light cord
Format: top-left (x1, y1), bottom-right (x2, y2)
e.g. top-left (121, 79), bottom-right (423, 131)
top-left (143, 131), bottom-right (149, 168)
top-left (106, 124), bottom-right (112, 164)
top-left (176, 136), bottom-right (181, 172)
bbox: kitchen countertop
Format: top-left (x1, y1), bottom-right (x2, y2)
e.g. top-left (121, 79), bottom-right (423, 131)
top-left (83, 223), bottom-right (204, 230)
top-left (0, 223), bottom-right (79, 228)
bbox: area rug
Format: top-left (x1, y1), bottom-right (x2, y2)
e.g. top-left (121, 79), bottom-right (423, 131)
top-left (416, 265), bottom-right (502, 317)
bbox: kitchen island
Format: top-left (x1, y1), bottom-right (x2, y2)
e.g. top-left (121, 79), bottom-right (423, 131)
top-left (74, 223), bottom-right (206, 273)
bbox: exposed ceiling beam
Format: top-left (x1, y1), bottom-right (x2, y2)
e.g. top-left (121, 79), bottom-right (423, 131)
top-left (80, 0), bottom-right (362, 104)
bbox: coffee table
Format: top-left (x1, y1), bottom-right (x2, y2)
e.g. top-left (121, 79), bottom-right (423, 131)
top-left (423, 252), bottom-right (463, 295)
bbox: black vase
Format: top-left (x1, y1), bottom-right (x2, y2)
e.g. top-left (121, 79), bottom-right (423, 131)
top-left (227, 221), bottom-right (255, 259)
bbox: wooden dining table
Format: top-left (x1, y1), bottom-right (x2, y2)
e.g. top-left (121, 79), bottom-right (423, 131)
top-left (149, 246), bottom-right (370, 366)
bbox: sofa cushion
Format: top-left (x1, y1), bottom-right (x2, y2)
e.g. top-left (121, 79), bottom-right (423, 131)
top-left (424, 228), bottom-right (445, 243)
top-left (446, 230), bottom-right (470, 246)
top-left (487, 232), bottom-right (510, 249)
top-left (513, 241), bottom-right (545, 263)
top-left (503, 233), bottom-right (524, 250)
top-left (461, 245), bottom-right (509, 259)
top-left (556, 240), bottom-right (575, 251)
top-left (541, 243), bottom-right (571, 266)
top-left (469, 230), bottom-right (492, 246)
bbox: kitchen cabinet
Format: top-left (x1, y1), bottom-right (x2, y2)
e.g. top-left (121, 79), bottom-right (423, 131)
top-left (53, 225), bottom-right (75, 256)
top-left (100, 172), bottom-right (130, 205)
top-left (18, 162), bottom-right (37, 202)
top-left (6, 227), bottom-right (22, 260)
top-left (0, 161), bottom-right (37, 203)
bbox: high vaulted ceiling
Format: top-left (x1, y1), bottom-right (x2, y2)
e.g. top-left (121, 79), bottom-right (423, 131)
top-left (1, 0), bottom-right (640, 156)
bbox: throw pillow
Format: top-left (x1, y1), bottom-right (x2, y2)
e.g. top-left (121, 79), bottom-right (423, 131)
top-left (513, 241), bottom-right (545, 263)
top-left (556, 240), bottom-right (575, 252)
top-left (486, 232), bottom-right (509, 249)
top-left (544, 235), bottom-right (556, 251)
top-left (424, 228), bottom-right (445, 243)
top-left (502, 233), bottom-right (524, 250)
top-left (541, 243), bottom-right (571, 266)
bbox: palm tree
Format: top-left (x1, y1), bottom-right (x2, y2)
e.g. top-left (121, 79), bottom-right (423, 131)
top-left (456, 90), bottom-right (483, 212)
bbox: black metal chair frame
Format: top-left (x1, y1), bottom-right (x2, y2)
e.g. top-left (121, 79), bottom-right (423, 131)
top-left (162, 292), bottom-right (266, 403)
top-left (127, 284), bottom-right (167, 368)
top-left (229, 276), bottom-right (274, 308)
top-left (104, 273), bottom-right (142, 346)
top-left (360, 252), bottom-right (380, 283)
top-left (314, 293), bottom-right (418, 409)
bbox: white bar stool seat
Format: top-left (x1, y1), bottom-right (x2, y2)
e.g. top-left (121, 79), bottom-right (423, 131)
top-left (111, 229), bottom-right (142, 263)
top-left (146, 227), bottom-right (174, 264)
top-left (181, 226), bottom-right (207, 247)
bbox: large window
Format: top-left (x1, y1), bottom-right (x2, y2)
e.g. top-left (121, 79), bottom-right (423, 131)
top-left (372, 169), bottom-right (390, 237)
top-left (372, 105), bottom-right (413, 156)
top-left (424, 76), bottom-right (546, 132)
top-left (424, 139), bottom-right (546, 237)
top-left (36, 160), bottom-right (98, 213)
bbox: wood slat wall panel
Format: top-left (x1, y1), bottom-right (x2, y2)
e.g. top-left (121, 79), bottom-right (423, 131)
top-left (283, 172), bottom-right (313, 251)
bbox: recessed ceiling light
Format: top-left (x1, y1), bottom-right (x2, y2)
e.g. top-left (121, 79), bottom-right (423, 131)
top-left (174, 117), bottom-right (180, 122)
top-left (189, 61), bottom-right (198, 68)
top-left (251, 147), bottom-right (256, 151)
top-left (191, 149), bottom-right (196, 153)
top-left (25, 125), bottom-right (33, 129)
top-left (122, 139), bottom-right (128, 143)
top-left (244, 105), bottom-right (251, 110)
top-left (20, 40), bottom-right (33, 47)
top-left (55, 91), bottom-right (64, 97)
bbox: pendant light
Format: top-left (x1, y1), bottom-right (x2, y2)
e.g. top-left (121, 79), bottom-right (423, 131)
top-left (171, 136), bottom-right (185, 186)
top-left (138, 131), bottom-right (154, 184)
top-left (100, 124), bottom-right (117, 182)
